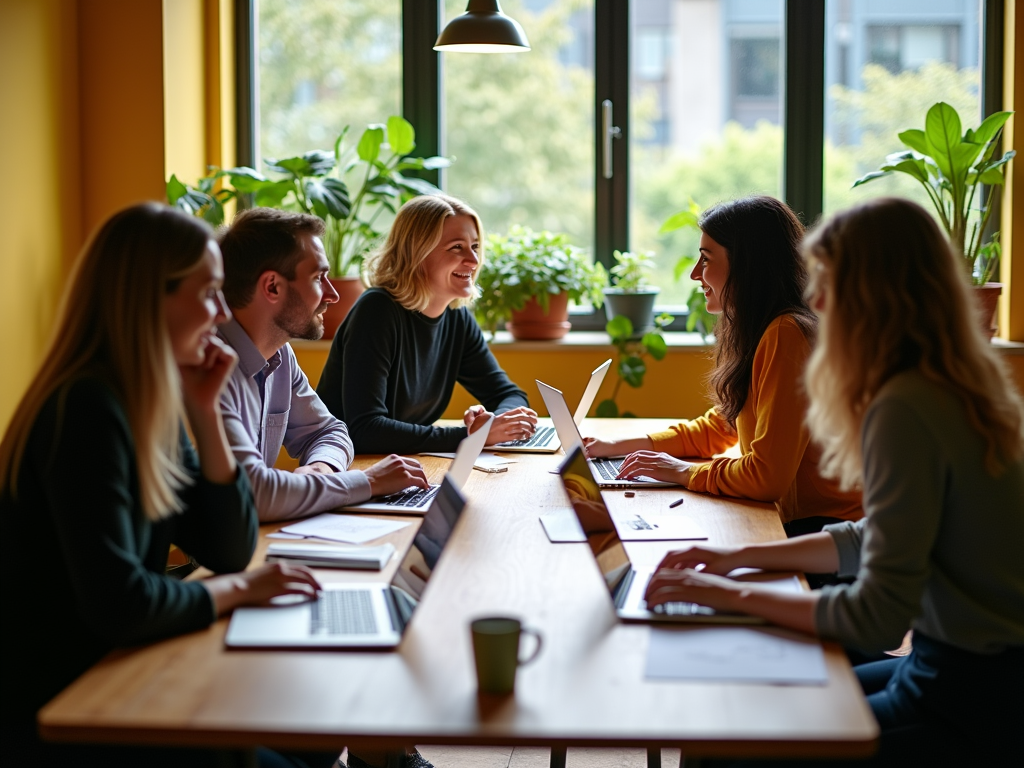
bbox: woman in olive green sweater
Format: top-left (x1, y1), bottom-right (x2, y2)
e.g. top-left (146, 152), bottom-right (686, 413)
top-left (644, 198), bottom-right (1024, 766)
top-left (0, 204), bottom-right (326, 767)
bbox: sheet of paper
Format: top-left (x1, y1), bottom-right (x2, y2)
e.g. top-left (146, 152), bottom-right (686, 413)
top-left (419, 452), bottom-right (517, 471)
top-left (539, 513), bottom-right (707, 543)
top-left (645, 626), bottom-right (828, 685)
top-left (266, 531), bottom-right (307, 540)
top-left (280, 514), bottom-right (410, 545)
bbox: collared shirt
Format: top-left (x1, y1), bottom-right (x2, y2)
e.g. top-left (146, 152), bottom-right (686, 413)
top-left (218, 319), bottom-right (371, 522)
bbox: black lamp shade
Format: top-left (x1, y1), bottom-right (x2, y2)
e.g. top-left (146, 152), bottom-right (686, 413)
top-left (434, 0), bottom-right (530, 53)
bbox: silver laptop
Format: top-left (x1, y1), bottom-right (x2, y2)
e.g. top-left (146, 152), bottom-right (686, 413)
top-left (557, 447), bottom-right (794, 625)
top-left (537, 380), bottom-right (676, 488)
top-left (340, 414), bottom-right (491, 514)
top-left (491, 359), bottom-right (611, 453)
top-left (226, 474), bottom-right (467, 648)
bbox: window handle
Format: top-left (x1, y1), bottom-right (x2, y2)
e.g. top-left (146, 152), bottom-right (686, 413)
top-left (602, 99), bottom-right (622, 179)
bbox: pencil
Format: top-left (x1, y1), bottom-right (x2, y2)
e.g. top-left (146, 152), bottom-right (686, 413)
top-left (669, 497), bottom-right (685, 508)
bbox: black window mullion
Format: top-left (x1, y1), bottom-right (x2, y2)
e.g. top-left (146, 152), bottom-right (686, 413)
top-left (402, 0), bottom-right (443, 188)
top-left (982, 0), bottom-right (1004, 243)
top-left (783, 0), bottom-right (825, 227)
top-left (235, 0), bottom-right (258, 183)
top-left (595, 0), bottom-right (629, 269)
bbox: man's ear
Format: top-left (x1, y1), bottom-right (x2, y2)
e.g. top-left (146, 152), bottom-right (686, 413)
top-left (257, 271), bottom-right (285, 305)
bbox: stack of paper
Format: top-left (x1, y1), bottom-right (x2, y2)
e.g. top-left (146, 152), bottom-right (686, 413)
top-left (278, 513), bottom-right (411, 544)
top-left (266, 542), bottom-right (395, 570)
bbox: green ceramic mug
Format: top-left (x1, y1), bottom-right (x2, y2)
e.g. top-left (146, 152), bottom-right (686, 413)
top-left (470, 616), bottom-right (544, 695)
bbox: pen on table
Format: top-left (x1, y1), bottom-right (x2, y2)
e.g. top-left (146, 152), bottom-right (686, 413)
top-left (668, 497), bottom-right (685, 508)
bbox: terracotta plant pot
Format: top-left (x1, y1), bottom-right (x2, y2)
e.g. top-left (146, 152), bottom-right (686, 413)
top-left (603, 288), bottom-right (660, 337)
top-left (505, 293), bottom-right (572, 340)
top-left (974, 282), bottom-right (1002, 340)
top-left (321, 276), bottom-right (365, 339)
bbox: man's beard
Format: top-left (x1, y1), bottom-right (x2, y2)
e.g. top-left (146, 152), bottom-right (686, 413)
top-left (274, 287), bottom-right (327, 341)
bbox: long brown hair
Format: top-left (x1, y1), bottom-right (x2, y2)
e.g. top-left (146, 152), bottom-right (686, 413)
top-left (804, 197), bottom-right (1024, 489)
top-left (701, 196), bottom-right (815, 424)
top-left (0, 204), bottom-right (213, 520)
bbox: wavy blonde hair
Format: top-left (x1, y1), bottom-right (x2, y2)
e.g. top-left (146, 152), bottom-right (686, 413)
top-left (365, 194), bottom-right (484, 312)
top-left (0, 203), bottom-right (213, 520)
top-left (804, 197), bottom-right (1024, 490)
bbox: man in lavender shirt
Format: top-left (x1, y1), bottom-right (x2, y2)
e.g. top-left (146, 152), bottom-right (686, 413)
top-left (216, 208), bottom-right (429, 523)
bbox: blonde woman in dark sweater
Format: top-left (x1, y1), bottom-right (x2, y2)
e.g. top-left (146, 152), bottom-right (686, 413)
top-left (644, 198), bottom-right (1024, 766)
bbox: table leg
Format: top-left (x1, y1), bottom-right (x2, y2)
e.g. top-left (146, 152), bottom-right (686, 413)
top-left (647, 747), bottom-right (661, 768)
top-left (549, 746), bottom-right (567, 768)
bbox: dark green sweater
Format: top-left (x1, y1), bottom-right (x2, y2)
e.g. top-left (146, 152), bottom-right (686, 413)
top-left (317, 288), bottom-right (528, 453)
top-left (0, 376), bottom-right (258, 753)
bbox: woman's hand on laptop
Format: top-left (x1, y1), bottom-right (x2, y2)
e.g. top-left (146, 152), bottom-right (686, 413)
top-left (643, 566), bottom-right (743, 612)
top-left (582, 436), bottom-right (653, 458)
top-left (653, 545), bottom-right (744, 576)
top-left (204, 562), bottom-right (323, 615)
top-left (616, 451), bottom-right (695, 486)
top-left (364, 455), bottom-right (430, 497)
top-left (479, 406), bottom-right (539, 445)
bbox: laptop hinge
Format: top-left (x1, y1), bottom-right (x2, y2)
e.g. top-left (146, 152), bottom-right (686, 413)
top-left (613, 568), bottom-right (636, 610)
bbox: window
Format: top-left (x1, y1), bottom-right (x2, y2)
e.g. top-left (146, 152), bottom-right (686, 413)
top-left (824, 1), bottom-right (982, 216)
top-left (251, 0), bottom-right (998, 324)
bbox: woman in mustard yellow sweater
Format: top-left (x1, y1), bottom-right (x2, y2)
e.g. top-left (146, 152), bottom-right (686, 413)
top-left (585, 196), bottom-right (861, 535)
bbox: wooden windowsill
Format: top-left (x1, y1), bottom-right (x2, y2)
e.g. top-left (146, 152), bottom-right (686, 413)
top-left (291, 332), bottom-right (1024, 354)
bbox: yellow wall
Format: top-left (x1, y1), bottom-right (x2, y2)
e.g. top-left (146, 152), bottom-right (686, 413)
top-left (0, 0), bottom-right (76, 431)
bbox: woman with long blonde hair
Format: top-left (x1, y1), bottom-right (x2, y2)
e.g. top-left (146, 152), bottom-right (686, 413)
top-left (641, 198), bottom-right (1024, 766)
top-left (0, 204), bottom-right (328, 767)
top-left (317, 194), bottom-right (537, 454)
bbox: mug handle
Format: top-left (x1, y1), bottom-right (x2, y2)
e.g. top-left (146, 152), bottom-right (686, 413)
top-left (517, 626), bottom-right (543, 667)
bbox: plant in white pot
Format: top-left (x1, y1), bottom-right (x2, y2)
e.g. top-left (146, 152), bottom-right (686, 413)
top-left (474, 227), bottom-right (607, 340)
top-left (167, 115), bottom-right (449, 337)
top-left (603, 249), bottom-right (660, 338)
top-left (853, 102), bottom-right (1014, 337)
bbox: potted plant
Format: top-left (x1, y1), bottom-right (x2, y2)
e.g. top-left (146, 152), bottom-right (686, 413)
top-left (474, 226), bottom-right (607, 340)
top-left (660, 199), bottom-right (717, 340)
top-left (595, 313), bottom-right (672, 417)
top-left (602, 250), bottom-right (660, 338)
top-left (167, 115), bottom-right (449, 337)
top-left (853, 102), bottom-right (1015, 337)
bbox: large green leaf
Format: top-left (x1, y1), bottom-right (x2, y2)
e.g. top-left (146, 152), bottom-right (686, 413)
top-left (673, 256), bottom-right (696, 283)
top-left (897, 129), bottom-right (929, 155)
top-left (166, 174), bottom-right (188, 205)
top-left (606, 315), bottom-right (633, 341)
top-left (595, 399), bottom-right (619, 418)
top-left (357, 125), bottom-right (385, 163)
top-left (658, 208), bottom-right (699, 235)
top-left (971, 111), bottom-right (1012, 147)
top-left (977, 167), bottom-right (1006, 185)
top-left (306, 177), bottom-right (351, 219)
top-left (887, 158), bottom-right (929, 184)
top-left (851, 170), bottom-right (890, 188)
top-left (253, 180), bottom-right (294, 208)
top-left (642, 332), bottom-right (667, 361)
top-left (620, 356), bottom-right (646, 388)
top-left (386, 116), bottom-right (416, 156)
top-left (264, 150), bottom-right (335, 178)
top-left (395, 174), bottom-right (443, 197)
top-left (924, 102), bottom-right (962, 179)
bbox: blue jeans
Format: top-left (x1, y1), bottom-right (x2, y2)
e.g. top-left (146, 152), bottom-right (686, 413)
top-left (706, 633), bottom-right (1024, 767)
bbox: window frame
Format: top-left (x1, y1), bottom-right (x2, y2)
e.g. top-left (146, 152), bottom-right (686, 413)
top-left (243, 0), bottom-right (1002, 332)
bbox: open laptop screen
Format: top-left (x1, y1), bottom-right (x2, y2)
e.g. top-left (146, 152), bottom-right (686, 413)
top-left (389, 475), bottom-right (466, 621)
top-left (558, 447), bottom-right (631, 595)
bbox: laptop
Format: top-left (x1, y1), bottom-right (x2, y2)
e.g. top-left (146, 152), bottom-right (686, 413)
top-left (226, 474), bottom-right (467, 648)
top-left (557, 446), bottom-right (798, 624)
top-left (537, 380), bottom-right (676, 488)
top-left (490, 359), bottom-right (611, 453)
top-left (340, 414), bottom-right (491, 514)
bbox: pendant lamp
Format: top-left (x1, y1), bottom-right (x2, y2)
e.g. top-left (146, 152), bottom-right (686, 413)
top-left (434, 0), bottom-right (531, 53)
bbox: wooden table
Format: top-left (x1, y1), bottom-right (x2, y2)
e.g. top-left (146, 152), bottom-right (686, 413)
top-left (39, 420), bottom-right (878, 761)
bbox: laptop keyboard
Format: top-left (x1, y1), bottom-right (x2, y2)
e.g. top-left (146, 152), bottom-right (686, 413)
top-left (310, 590), bottom-right (378, 635)
top-left (380, 483), bottom-right (440, 508)
top-left (495, 426), bottom-right (556, 448)
top-left (591, 459), bottom-right (623, 481)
